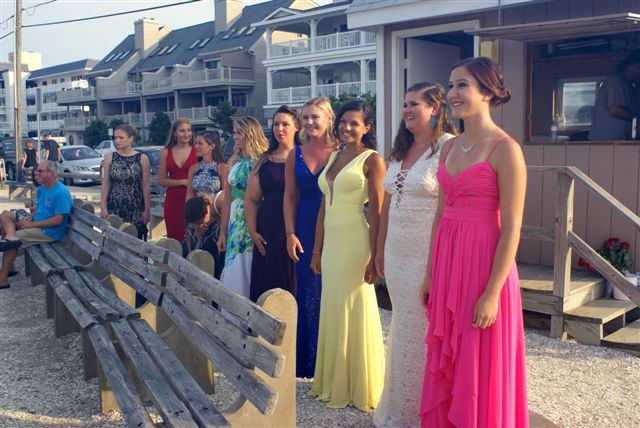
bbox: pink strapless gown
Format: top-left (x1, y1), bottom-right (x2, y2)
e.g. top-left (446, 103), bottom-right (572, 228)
top-left (420, 161), bottom-right (529, 428)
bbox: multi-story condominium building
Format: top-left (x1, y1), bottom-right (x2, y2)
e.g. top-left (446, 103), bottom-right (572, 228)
top-left (254, 0), bottom-right (376, 121)
top-left (0, 51), bottom-right (42, 137)
top-left (57, 0), bottom-right (321, 144)
top-left (24, 59), bottom-right (98, 141)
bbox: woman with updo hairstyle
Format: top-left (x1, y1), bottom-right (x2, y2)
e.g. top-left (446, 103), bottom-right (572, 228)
top-left (309, 99), bottom-right (386, 411)
top-left (100, 124), bottom-right (151, 239)
top-left (159, 117), bottom-right (197, 241)
top-left (373, 82), bottom-right (456, 428)
top-left (419, 57), bottom-right (528, 427)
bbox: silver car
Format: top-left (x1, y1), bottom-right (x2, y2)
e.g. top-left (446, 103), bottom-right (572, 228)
top-left (59, 145), bottom-right (102, 185)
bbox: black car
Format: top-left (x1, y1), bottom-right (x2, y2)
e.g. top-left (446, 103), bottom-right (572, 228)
top-left (0, 140), bottom-right (18, 181)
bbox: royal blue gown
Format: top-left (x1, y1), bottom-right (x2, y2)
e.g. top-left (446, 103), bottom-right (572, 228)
top-left (294, 146), bottom-right (323, 378)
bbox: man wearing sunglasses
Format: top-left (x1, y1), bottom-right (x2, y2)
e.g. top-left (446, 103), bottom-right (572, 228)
top-left (0, 160), bottom-right (72, 289)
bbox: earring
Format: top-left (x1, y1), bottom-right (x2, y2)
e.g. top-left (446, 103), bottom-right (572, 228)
top-left (429, 116), bottom-right (437, 128)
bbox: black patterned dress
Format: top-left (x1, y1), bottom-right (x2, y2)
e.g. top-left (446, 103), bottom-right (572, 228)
top-left (107, 152), bottom-right (146, 238)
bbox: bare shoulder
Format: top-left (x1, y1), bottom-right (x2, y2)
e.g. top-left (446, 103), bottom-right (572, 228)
top-left (493, 135), bottom-right (525, 172)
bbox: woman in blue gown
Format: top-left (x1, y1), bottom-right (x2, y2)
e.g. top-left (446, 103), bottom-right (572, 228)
top-left (284, 97), bottom-right (339, 378)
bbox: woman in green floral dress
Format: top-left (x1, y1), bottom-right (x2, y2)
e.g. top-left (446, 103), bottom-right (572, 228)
top-left (217, 116), bottom-right (269, 297)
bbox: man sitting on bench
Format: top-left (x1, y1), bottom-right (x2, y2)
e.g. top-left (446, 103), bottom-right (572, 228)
top-left (0, 160), bottom-right (72, 289)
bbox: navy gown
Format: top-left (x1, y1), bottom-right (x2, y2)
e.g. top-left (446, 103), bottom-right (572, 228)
top-left (249, 158), bottom-right (295, 301)
top-left (293, 146), bottom-right (323, 378)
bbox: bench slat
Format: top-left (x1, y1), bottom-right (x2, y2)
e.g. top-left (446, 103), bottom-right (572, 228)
top-left (48, 275), bottom-right (97, 330)
top-left (110, 320), bottom-right (199, 428)
top-left (26, 246), bottom-right (55, 275)
top-left (162, 296), bottom-right (278, 416)
top-left (71, 206), bottom-right (110, 231)
top-left (166, 276), bottom-right (284, 378)
top-left (86, 324), bottom-right (155, 427)
top-left (105, 226), bottom-right (169, 264)
top-left (78, 271), bottom-right (140, 320)
top-left (98, 257), bottom-right (163, 306)
top-left (40, 244), bottom-right (72, 270)
top-left (167, 253), bottom-right (286, 346)
top-left (69, 218), bottom-right (104, 246)
top-left (67, 230), bottom-right (102, 260)
top-left (51, 242), bottom-right (84, 268)
top-left (62, 269), bottom-right (120, 322)
top-left (103, 240), bottom-right (165, 285)
top-left (129, 319), bottom-right (230, 427)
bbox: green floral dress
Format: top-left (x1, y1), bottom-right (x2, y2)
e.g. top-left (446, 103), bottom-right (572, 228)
top-left (221, 156), bottom-right (254, 297)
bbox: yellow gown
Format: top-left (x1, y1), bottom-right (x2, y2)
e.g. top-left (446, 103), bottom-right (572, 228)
top-left (309, 149), bottom-right (385, 411)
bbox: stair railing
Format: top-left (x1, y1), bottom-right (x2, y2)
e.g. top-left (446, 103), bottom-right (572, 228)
top-left (524, 166), bottom-right (640, 338)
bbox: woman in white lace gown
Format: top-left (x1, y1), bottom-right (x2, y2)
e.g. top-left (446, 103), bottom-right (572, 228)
top-left (374, 82), bottom-right (456, 427)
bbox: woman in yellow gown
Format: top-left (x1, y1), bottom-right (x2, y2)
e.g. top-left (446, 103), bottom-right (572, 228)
top-left (309, 99), bottom-right (386, 411)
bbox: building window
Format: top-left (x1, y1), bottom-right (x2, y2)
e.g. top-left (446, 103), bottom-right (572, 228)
top-left (105, 53), bottom-right (116, 62)
top-left (246, 26), bottom-right (256, 36)
top-left (231, 93), bottom-right (247, 107)
top-left (189, 40), bottom-right (200, 49)
top-left (198, 37), bottom-right (212, 48)
top-left (206, 60), bottom-right (220, 69)
top-left (157, 46), bottom-right (170, 56)
top-left (556, 77), bottom-right (603, 130)
top-left (166, 44), bottom-right (179, 54)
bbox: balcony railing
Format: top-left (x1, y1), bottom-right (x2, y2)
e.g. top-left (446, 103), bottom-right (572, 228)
top-left (64, 116), bottom-right (97, 131)
top-left (0, 121), bottom-right (11, 131)
top-left (270, 31), bottom-right (375, 59)
top-left (101, 82), bottom-right (142, 98)
top-left (143, 67), bottom-right (254, 92)
top-left (104, 113), bottom-right (143, 127)
top-left (270, 81), bottom-right (376, 105)
top-left (56, 86), bottom-right (97, 104)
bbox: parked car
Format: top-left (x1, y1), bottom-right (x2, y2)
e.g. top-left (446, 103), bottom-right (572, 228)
top-left (59, 145), bottom-right (102, 185)
top-left (135, 145), bottom-right (164, 196)
top-left (0, 139), bottom-right (17, 181)
top-left (95, 139), bottom-right (137, 156)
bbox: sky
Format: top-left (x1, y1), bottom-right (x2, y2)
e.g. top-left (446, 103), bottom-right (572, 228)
top-left (0, 0), bottom-right (330, 68)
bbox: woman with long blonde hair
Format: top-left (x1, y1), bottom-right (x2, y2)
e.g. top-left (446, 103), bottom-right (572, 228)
top-left (217, 116), bottom-right (269, 297)
top-left (283, 96), bottom-right (338, 378)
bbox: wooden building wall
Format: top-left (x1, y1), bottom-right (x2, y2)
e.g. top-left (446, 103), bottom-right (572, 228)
top-left (521, 143), bottom-right (640, 271)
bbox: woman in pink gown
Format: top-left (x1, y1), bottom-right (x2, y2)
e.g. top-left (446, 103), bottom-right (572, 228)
top-left (420, 57), bottom-right (529, 427)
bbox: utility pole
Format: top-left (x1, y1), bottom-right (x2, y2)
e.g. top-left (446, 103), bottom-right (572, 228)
top-left (15, 0), bottom-right (23, 181)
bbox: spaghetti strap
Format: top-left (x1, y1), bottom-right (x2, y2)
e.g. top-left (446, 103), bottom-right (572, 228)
top-left (486, 136), bottom-right (511, 162)
top-left (440, 137), bottom-right (458, 164)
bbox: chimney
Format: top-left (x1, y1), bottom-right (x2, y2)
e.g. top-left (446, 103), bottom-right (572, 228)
top-left (134, 18), bottom-right (160, 52)
top-left (214, 0), bottom-right (243, 35)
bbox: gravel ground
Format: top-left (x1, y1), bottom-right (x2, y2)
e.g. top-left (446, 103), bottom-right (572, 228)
top-left (0, 186), bottom-right (638, 428)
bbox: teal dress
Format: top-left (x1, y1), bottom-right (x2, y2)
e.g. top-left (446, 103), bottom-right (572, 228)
top-left (222, 156), bottom-right (254, 297)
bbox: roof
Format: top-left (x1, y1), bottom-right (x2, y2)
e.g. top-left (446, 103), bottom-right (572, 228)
top-left (26, 59), bottom-right (99, 80)
top-left (129, 0), bottom-right (295, 74)
top-left (90, 34), bottom-right (137, 74)
top-left (348, 0), bottom-right (415, 13)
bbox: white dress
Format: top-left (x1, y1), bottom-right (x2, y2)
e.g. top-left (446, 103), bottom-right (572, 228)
top-left (373, 134), bottom-right (452, 427)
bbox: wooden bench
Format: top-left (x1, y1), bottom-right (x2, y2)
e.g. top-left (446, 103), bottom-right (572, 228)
top-left (25, 202), bottom-right (297, 427)
top-left (5, 180), bottom-right (36, 200)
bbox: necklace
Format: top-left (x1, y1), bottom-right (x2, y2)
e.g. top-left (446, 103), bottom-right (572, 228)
top-left (458, 136), bottom-right (476, 154)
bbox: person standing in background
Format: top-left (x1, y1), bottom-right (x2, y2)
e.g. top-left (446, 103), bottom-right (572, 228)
top-left (589, 50), bottom-right (640, 141)
top-left (217, 116), bottom-right (269, 298)
top-left (100, 125), bottom-right (150, 240)
top-left (158, 118), bottom-right (197, 242)
top-left (43, 133), bottom-right (61, 162)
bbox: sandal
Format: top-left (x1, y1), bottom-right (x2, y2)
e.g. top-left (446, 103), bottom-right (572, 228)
top-left (0, 239), bottom-right (22, 252)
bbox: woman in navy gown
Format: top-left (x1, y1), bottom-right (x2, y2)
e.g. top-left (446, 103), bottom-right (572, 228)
top-left (283, 97), bottom-right (338, 378)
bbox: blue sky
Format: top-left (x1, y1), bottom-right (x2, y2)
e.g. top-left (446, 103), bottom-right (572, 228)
top-left (0, 0), bottom-right (329, 68)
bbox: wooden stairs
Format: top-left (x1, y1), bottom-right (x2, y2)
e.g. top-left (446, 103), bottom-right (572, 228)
top-left (519, 262), bottom-right (640, 355)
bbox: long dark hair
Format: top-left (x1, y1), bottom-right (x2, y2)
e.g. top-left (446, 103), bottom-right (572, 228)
top-left (333, 99), bottom-right (377, 150)
top-left (195, 130), bottom-right (225, 163)
top-left (389, 82), bottom-right (457, 161)
top-left (266, 105), bottom-right (301, 156)
top-left (164, 117), bottom-right (193, 148)
top-left (452, 57), bottom-right (511, 107)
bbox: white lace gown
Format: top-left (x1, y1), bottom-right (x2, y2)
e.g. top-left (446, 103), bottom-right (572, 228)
top-left (373, 135), bottom-right (451, 427)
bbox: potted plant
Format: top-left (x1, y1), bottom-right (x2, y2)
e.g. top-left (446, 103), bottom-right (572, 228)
top-left (597, 238), bottom-right (637, 301)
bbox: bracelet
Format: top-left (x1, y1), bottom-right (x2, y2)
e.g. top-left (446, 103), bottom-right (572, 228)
top-left (286, 232), bottom-right (295, 235)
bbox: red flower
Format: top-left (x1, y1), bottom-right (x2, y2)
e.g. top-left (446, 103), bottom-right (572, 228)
top-left (603, 241), bottom-right (613, 249)
top-left (610, 237), bottom-right (620, 243)
top-left (578, 258), bottom-right (586, 267)
top-left (621, 242), bottom-right (630, 250)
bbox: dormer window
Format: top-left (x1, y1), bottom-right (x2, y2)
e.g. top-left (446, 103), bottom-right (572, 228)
top-left (157, 46), bottom-right (170, 55)
top-left (245, 26), bottom-right (256, 36)
top-left (198, 37), bottom-right (212, 48)
top-left (149, 47), bottom-right (161, 57)
top-left (105, 53), bottom-right (116, 62)
top-left (121, 50), bottom-right (130, 59)
top-left (235, 27), bottom-right (247, 37)
top-left (189, 40), bottom-right (200, 49)
top-left (166, 44), bottom-right (179, 54)
top-left (222, 29), bottom-right (235, 40)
